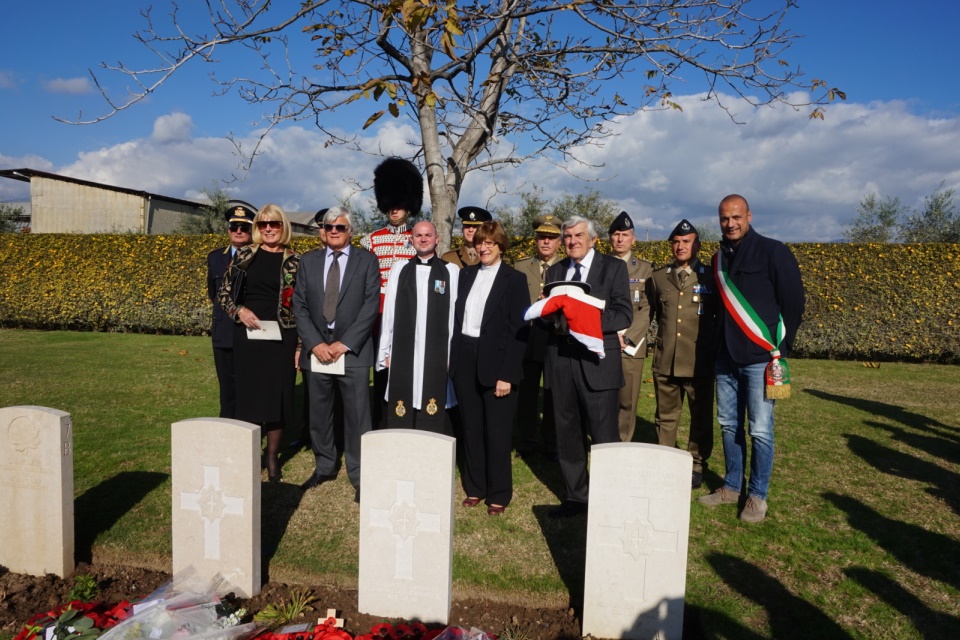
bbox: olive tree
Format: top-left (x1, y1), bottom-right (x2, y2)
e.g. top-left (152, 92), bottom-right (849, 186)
top-left (66, 0), bottom-right (844, 252)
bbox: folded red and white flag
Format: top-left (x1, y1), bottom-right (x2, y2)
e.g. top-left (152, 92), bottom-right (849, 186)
top-left (524, 285), bottom-right (607, 358)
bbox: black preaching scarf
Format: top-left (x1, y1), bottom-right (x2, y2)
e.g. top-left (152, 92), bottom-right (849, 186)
top-left (387, 256), bottom-right (451, 430)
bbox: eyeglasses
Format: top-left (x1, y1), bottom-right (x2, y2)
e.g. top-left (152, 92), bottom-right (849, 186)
top-left (256, 220), bottom-right (283, 230)
top-left (323, 224), bottom-right (349, 233)
top-left (478, 240), bottom-right (498, 248)
top-left (229, 223), bottom-right (252, 233)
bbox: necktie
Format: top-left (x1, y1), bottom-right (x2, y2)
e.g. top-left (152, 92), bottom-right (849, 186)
top-left (323, 251), bottom-right (342, 324)
top-left (678, 269), bottom-right (688, 287)
top-left (540, 261), bottom-right (548, 283)
top-left (572, 262), bottom-right (583, 282)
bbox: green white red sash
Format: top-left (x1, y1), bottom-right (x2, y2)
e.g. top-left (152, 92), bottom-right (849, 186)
top-left (713, 249), bottom-right (792, 398)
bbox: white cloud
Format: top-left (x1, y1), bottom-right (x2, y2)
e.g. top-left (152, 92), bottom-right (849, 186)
top-left (43, 77), bottom-right (94, 94)
top-left (151, 113), bottom-right (194, 143)
top-left (25, 95), bottom-right (960, 242)
top-left (0, 71), bottom-right (15, 89)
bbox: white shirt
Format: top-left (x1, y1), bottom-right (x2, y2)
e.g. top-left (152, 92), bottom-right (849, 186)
top-left (377, 258), bottom-right (460, 409)
top-left (462, 261), bottom-right (501, 337)
top-left (564, 248), bottom-right (596, 281)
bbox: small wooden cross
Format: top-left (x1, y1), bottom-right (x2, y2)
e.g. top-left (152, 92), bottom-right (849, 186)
top-left (319, 609), bottom-right (344, 628)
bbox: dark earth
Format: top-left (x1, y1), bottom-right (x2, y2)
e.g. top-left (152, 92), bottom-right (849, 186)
top-left (0, 562), bottom-right (585, 640)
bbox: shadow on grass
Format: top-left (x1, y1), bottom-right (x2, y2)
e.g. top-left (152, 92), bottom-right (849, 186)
top-left (75, 471), bottom-right (168, 563)
top-left (261, 481), bottom-right (304, 583)
top-left (705, 553), bottom-right (853, 639)
top-left (532, 504), bottom-right (587, 620)
top-left (823, 493), bottom-right (959, 591)
top-left (804, 389), bottom-right (958, 438)
top-left (844, 432), bottom-right (960, 516)
top-left (845, 567), bottom-right (960, 638)
top-left (864, 419), bottom-right (960, 466)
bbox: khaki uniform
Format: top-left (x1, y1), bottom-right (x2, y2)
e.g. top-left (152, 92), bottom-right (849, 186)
top-left (514, 254), bottom-right (562, 455)
top-left (648, 258), bottom-right (719, 471)
top-left (441, 245), bottom-right (479, 269)
top-left (616, 255), bottom-right (654, 442)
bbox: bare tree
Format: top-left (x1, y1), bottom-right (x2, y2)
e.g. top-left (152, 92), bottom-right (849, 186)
top-left (65, 0), bottom-right (844, 252)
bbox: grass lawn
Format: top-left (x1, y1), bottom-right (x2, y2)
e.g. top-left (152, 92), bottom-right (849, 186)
top-left (0, 329), bottom-right (958, 638)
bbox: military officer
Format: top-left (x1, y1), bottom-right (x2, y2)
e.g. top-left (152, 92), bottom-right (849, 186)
top-left (442, 206), bottom-right (490, 268)
top-left (648, 219), bottom-right (719, 488)
top-left (514, 214), bottom-right (563, 459)
top-left (608, 211), bottom-right (654, 443)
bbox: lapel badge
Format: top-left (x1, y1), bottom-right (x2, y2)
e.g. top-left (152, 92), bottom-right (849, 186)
top-left (426, 398), bottom-right (439, 415)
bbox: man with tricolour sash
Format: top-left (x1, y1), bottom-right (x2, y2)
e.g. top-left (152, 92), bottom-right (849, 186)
top-left (697, 194), bottom-right (804, 523)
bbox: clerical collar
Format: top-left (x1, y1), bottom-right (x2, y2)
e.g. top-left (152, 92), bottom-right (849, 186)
top-left (387, 222), bottom-right (409, 234)
top-left (416, 255), bottom-right (436, 265)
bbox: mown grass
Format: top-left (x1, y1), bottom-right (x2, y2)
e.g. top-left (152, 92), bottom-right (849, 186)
top-left (0, 329), bottom-right (957, 638)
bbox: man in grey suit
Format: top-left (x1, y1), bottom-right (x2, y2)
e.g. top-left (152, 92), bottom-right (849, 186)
top-left (294, 206), bottom-right (380, 502)
top-left (544, 216), bottom-right (633, 518)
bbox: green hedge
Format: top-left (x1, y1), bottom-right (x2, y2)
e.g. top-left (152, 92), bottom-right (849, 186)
top-left (1, 234), bottom-right (957, 362)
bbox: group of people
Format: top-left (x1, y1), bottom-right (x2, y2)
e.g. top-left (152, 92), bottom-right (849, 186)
top-left (206, 157), bottom-right (804, 523)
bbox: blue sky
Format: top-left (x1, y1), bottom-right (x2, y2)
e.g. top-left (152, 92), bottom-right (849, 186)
top-left (2, 0), bottom-right (959, 241)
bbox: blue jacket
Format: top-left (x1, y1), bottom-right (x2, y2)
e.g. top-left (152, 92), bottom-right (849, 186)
top-left (717, 229), bottom-right (804, 365)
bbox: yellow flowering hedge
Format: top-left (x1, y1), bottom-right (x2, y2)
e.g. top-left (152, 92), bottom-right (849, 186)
top-left (1, 235), bottom-right (957, 362)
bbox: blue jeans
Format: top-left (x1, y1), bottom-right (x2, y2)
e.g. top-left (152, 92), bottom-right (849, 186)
top-left (716, 356), bottom-right (776, 499)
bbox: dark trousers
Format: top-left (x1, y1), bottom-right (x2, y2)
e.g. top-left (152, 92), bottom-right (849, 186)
top-left (618, 355), bottom-right (645, 442)
top-left (453, 337), bottom-right (518, 507)
top-left (516, 358), bottom-right (557, 455)
top-left (308, 366), bottom-right (372, 489)
top-left (212, 346), bottom-right (235, 419)
top-left (654, 373), bottom-right (715, 472)
top-left (551, 352), bottom-right (619, 504)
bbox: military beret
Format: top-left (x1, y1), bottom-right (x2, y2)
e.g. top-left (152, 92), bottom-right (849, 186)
top-left (458, 206), bottom-right (492, 226)
top-left (669, 219), bottom-right (698, 239)
top-left (313, 208), bottom-right (330, 227)
top-left (608, 211), bottom-right (635, 234)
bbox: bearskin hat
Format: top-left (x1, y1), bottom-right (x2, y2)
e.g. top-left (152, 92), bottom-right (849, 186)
top-left (373, 157), bottom-right (423, 215)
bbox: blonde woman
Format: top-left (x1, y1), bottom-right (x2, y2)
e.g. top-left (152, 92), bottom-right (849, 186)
top-left (219, 204), bottom-right (300, 482)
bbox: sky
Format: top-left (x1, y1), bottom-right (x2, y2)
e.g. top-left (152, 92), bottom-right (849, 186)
top-left (2, 0), bottom-right (959, 242)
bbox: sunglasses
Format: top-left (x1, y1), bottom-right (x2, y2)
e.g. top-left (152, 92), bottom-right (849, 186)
top-left (229, 223), bottom-right (252, 233)
top-left (256, 220), bottom-right (283, 230)
top-left (323, 223), bottom-right (349, 233)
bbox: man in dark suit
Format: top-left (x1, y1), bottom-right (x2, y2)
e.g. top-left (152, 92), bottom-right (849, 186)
top-left (206, 201), bottom-right (254, 418)
top-left (293, 206), bottom-right (381, 502)
top-left (543, 216), bottom-right (633, 518)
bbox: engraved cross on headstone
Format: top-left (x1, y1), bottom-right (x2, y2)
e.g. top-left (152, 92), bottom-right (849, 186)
top-left (369, 480), bottom-right (442, 580)
top-left (596, 495), bottom-right (680, 602)
top-left (179, 465), bottom-right (244, 560)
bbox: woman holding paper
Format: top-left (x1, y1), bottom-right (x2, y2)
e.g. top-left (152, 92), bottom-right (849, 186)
top-left (219, 204), bottom-right (300, 482)
top-left (450, 220), bottom-right (529, 516)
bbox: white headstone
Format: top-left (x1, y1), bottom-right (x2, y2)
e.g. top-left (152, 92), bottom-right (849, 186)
top-left (358, 429), bottom-right (455, 623)
top-left (582, 443), bottom-right (693, 640)
top-left (0, 406), bottom-right (74, 577)
top-left (171, 418), bottom-right (261, 597)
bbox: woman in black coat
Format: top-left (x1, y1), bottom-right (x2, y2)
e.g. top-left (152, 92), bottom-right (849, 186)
top-left (450, 220), bottom-right (529, 515)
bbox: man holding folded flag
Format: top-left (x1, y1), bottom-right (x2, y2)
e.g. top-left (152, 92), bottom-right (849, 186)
top-left (698, 194), bottom-right (805, 523)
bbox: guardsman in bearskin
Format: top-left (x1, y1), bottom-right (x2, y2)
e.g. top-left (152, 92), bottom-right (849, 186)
top-left (442, 206), bottom-right (491, 268)
top-left (608, 211), bottom-right (654, 443)
top-left (206, 200), bottom-right (255, 418)
top-left (360, 157), bottom-right (421, 309)
top-left (514, 214), bottom-right (563, 460)
top-left (648, 219), bottom-right (719, 489)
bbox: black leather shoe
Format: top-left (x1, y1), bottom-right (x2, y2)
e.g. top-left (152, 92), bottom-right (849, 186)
top-left (300, 473), bottom-right (336, 491)
top-left (691, 471), bottom-right (704, 489)
top-left (354, 488), bottom-right (361, 504)
top-left (548, 501), bottom-right (588, 519)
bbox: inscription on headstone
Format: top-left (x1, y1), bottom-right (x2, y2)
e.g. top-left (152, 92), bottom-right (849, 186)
top-left (0, 406), bottom-right (74, 577)
top-left (582, 443), bottom-right (692, 640)
top-left (171, 418), bottom-right (260, 597)
top-left (358, 430), bottom-right (455, 623)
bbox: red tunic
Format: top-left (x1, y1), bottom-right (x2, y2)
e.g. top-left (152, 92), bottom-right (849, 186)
top-left (360, 223), bottom-right (415, 311)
